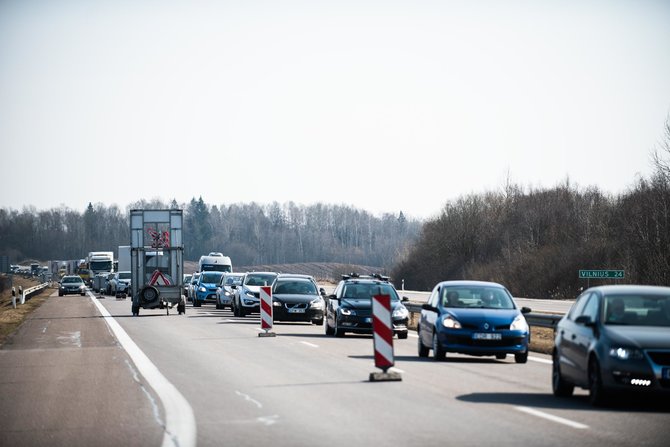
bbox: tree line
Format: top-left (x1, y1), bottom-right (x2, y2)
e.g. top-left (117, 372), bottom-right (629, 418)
top-left (0, 200), bottom-right (420, 271)
top-left (392, 121), bottom-right (670, 298)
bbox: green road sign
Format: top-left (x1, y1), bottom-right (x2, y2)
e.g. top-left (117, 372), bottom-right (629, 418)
top-left (579, 269), bottom-right (625, 279)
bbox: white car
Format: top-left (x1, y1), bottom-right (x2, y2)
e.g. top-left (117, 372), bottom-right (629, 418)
top-left (232, 272), bottom-right (277, 317)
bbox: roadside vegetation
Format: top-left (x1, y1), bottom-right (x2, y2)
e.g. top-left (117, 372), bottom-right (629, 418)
top-left (0, 275), bottom-right (53, 347)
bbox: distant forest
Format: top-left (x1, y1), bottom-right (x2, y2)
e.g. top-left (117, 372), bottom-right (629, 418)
top-left (393, 120), bottom-right (670, 298)
top-left (0, 200), bottom-right (421, 270)
top-left (3, 122), bottom-right (669, 299)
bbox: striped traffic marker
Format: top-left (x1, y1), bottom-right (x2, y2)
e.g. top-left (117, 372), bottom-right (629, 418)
top-left (369, 294), bottom-right (401, 382)
top-left (259, 286), bottom-right (276, 337)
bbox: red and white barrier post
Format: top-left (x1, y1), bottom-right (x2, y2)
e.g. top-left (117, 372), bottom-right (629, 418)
top-left (369, 294), bottom-right (401, 382)
top-left (259, 285), bottom-right (276, 337)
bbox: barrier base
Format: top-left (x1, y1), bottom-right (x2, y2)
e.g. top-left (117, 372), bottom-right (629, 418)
top-left (258, 332), bottom-right (277, 338)
top-left (369, 371), bottom-right (402, 382)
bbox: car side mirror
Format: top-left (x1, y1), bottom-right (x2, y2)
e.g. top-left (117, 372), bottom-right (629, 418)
top-left (327, 294), bottom-right (337, 301)
top-left (521, 306), bottom-right (531, 314)
top-left (231, 285), bottom-right (237, 289)
top-left (575, 315), bottom-right (595, 327)
top-left (402, 296), bottom-right (409, 302)
top-left (319, 288), bottom-right (326, 296)
top-left (421, 303), bottom-right (437, 312)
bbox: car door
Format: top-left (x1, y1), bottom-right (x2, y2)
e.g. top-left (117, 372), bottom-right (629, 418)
top-left (419, 285), bottom-right (441, 348)
top-left (557, 292), bottom-right (592, 382)
top-left (570, 292), bottom-right (600, 384)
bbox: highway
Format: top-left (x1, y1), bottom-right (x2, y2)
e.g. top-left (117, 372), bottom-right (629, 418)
top-left (1, 289), bottom-right (668, 447)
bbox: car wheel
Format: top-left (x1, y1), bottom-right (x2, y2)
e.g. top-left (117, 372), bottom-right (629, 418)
top-left (496, 354), bottom-right (507, 360)
top-left (312, 318), bottom-right (324, 326)
top-left (238, 307), bottom-right (246, 317)
top-left (132, 305), bottom-right (140, 316)
top-left (432, 332), bottom-right (446, 361)
top-left (552, 352), bottom-right (574, 397)
top-left (588, 357), bottom-right (607, 406)
top-left (334, 321), bottom-right (345, 337)
top-left (515, 352), bottom-right (528, 364)
top-left (397, 331), bottom-right (408, 340)
top-left (59, 292), bottom-right (64, 296)
top-left (417, 331), bottom-right (430, 358)
top-left (325, 318), bottom-right (335, 336)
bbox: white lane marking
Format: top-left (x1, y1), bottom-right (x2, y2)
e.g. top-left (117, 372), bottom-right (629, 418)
top-left (235, 390), bottom-right (263, 409)
top-left (389, 367), bottom-right (405, 374)
top-left (300, 341), bottom-right (319, 348)
top-left (407, 333), bottom-right (419, 338)
top-left (257, 415), bottom-right (279, 426)
top-left (88, 293), bottom-right (196, 447)
top-left (515, 406), bottom-right (588, 429)
top-left (529, 356), bottom-right (553, 365)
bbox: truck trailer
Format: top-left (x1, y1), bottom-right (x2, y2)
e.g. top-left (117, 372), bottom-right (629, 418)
top-left (130, 209), bottom-right (185, 316)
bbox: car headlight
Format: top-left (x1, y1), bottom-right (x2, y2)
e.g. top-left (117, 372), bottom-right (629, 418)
top-left (442, 315), bottom-right (462, 329)
top-left (510, 314), bottom-right (529, 332)
top-left (244, 290), bottom-right (256, 298)
top-left (273, 300), bottom-right (282, 307)
top-left (199, 286), bottom-right (206, 292)
top-left (310, 298), bottom-right (324, 309)
top-left (340, 307), bottom-right (354, 316)
top-left (609, 347), bottom-right (644, 360)
top-left (224, 291), bottom-right (232, 297)
top-left (392, 305), bottom-right (409, 319)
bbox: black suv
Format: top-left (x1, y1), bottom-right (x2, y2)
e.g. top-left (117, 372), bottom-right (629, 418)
top-left (324, 274), bottom-right (409, 338)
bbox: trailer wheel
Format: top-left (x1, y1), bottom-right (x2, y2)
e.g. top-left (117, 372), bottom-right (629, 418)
top-left (140, 286), bottom-right (159, 304)
top-left (132, 305), bottom-right (140, 316)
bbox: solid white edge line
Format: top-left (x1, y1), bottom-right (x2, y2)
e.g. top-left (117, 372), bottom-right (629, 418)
top-left (88, 293), bottom-right (197, 447)
top-left (300, 341), bottom-right (319, 348)
top-left (528, 356), bottom-right (553, 365)
top-left (515, 406), bottom-right (588, 430)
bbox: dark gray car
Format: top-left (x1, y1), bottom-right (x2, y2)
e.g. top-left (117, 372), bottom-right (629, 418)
top-left (553, 285), bottom-right (670, 405)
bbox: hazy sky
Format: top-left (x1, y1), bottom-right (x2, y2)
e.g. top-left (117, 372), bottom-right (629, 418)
top-left (1, 0), bottom-right (669, 219)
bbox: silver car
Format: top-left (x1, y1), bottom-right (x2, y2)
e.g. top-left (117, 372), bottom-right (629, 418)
top-left (215, 272), bottom-right (244, 309)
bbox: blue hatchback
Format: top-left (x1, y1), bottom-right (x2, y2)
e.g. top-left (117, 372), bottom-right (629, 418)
top-left (417, 280), bottom-right (531, 363)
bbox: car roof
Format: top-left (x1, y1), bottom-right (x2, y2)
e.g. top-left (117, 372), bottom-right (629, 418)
top-left (434, 280), bottom-right (508, 289)
top-left (62, 275), bottom-right (83, 279)
top-left (276, 273), bottom-right (315, 280)
top-left (586, 285), bottom-right (670, 296)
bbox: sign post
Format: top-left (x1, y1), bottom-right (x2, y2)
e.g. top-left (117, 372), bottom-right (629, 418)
top-left (369, 294), bottom-right (401, 382)
top-left (258, 286), bottom-right (276, 337)
top-left (579, 270), bottom-right (625, 288)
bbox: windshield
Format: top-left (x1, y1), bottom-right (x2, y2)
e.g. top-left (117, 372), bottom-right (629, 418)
top-left (201, 272), bottom-right (223, 283)
top-left (274, 280), bottom-right (318, 295)
top-left (118, 272), bottom-right (131, 280)
top-left (225, 275), bottom-right (243, 286)
top-left (440, 286), bottom-right (515, 309)
top-left (90, 260), bottom-right (112, 272)
top-left (603, 294), bottom-right (670, 327)
top-left (201, 264), bottom-right (232, 272)
top-left (245, 273), bottom-right (277, 286)
top-left (62, 277), bottom-right (83, 284)
top-left (342, 283), bottom-right (399, 300)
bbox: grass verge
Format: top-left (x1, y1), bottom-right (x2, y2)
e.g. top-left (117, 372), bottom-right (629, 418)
top-left (0, 275), bottom-right (54, 347)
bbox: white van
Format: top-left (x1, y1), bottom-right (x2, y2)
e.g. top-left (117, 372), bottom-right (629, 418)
top-left (198, 252), bottom-right (233, 273)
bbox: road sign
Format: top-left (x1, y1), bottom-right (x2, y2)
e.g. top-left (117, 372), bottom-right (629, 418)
top-left (578, 270), bottom-right (625, 279)
top-left (369, 294), bottom-right (401, 382)
top-left (258, 286), bottom-right (276, 337)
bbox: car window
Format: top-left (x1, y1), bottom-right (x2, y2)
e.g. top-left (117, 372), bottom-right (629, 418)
top-left (274, 280), bottom-right (317, 295)
top-left (439, 286), bottom-right (514, 309)
top-left (567, 292), bottom-right (592, 321)
top-left (342, 283), bottom-right (399, 300)
top-left (428, 286), bottom-right (440, 307)
top-left (245, 273), bottom-right (276, 286)
top-left (603, 294), bottom-right (670, 327)
top-left (201, 272), bottom-right (222, 283)
top-left (578, 294), bottom-right (599, 321)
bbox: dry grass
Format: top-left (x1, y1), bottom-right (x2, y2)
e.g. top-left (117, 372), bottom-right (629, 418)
top-left (0, 275), bottom-right (54, 347)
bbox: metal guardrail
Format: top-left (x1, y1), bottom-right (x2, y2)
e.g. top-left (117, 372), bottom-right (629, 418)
top-left (12, 282), bottom-right (50, 308)
top-left (404, 302), bottom-right (563, 329)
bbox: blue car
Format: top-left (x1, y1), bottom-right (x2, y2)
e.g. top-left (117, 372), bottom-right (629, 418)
top-left (193, 271), bottom-right (224, 307)
top-left (417, 280), bottom-right (531, 363)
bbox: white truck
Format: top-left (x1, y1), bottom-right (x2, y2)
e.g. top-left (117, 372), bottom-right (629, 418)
top-left (198, 252), bottom-right (233, 273)
top-left (130, 209), bottom-right (185, 316)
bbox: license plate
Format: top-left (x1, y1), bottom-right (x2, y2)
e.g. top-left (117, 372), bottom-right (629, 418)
top-left (473, 333), bottom-right (502, 340)
top-left (663, 368), bottom-right (670, 380)
top-left (288, 308), bottom-right (305, 313)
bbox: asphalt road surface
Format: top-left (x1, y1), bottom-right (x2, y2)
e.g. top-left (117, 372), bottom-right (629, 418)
top-left (1, 289), bottom-right (668, 447)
